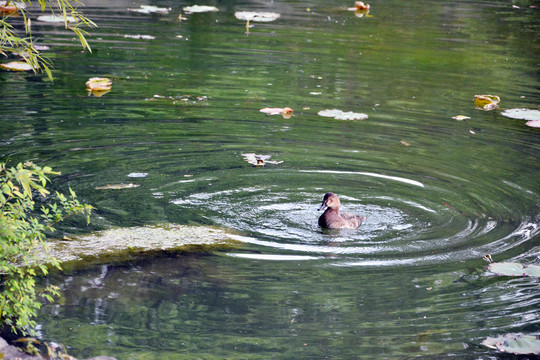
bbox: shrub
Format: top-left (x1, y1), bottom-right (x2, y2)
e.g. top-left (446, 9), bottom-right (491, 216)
top-left (0, 161), bottom-right (93, 336)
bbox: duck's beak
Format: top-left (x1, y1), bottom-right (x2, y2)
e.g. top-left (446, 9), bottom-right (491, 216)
top-left (318, 200), bottom-right (328, 211)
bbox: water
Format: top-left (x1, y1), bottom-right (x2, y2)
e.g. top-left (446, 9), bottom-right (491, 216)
top-left (1, 0), bottom-right (539, 358)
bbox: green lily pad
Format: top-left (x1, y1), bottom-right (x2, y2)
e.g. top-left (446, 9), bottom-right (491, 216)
top-left (500, 108), bottom-right (540, 121)
top-left (487, 262), bottom-right (540, 277)
top-left (482, 334), bottom-right (540, 355)
top-left (318, 109), bottom-right (368, 120)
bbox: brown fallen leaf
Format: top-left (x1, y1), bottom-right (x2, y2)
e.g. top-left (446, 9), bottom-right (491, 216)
top-left (260, 107), bottom-right (293, 119)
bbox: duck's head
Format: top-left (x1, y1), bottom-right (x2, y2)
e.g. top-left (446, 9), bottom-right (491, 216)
top-left (317, 192), bottom-right (340, 211)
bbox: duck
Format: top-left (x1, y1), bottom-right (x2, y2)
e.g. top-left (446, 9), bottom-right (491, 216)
top-left (317, 192), bottom-right (364, 229)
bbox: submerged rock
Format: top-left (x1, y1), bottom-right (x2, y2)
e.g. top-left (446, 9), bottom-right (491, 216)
top-left (39, 224), bottom-right (243, 267)
top-left (0, 337), bottom-right (117, 360)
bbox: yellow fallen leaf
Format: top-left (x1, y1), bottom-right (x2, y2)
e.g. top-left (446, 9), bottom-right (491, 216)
top-left (400, 140), bottom-right (411, 146)
top-left (474, 94), bottom-right (500, 111)
top-left (86, 77), bottom-right (112, 91)
top-left (452, 115), bottom-right (470, 121)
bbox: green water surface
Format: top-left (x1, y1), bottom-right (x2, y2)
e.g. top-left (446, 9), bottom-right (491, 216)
top-left (1, 0), bottom-right (539, 358)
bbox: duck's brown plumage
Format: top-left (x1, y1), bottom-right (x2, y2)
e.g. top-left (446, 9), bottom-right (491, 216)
top-left (318, 192), bottom-right (364, 229)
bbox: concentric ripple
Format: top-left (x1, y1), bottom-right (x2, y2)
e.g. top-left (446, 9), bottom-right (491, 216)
top-left (170, 168), bottom-right (539, 267)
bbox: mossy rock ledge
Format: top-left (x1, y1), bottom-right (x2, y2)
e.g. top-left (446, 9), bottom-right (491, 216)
top-left (39, 224), bottom-right (245, 267)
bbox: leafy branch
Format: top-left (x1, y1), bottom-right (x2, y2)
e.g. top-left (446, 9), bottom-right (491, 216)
top-left (0, 161), bottom-right (94, 336)
top-left (0, 0), bottom-right (96, 80)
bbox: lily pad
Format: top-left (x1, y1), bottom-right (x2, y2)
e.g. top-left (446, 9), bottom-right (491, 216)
top-left (37, 14), bottom-right (78, 23)
top-left (183, 5), bottom-right (219, 13)
top-left (242, 153), bottom-right (283, 167)
top-left (474, 94), bottom-right (500, 111)
top-left (234, 11), bottom-right (281, 22)
top-left (86, 77), bottom-right (112, 91)
top-left (487, 262), bottom-right (540, 277)
top-left (36, 224), bottom-right (243, 265)
top-left (95, 183), bottom-right (139, 190)
top-left (124, 34), bottom-right (155, 40)
top-left (0, 61), bottom-right (33, 72)
top-left (127, 172), bottom-right (148, 178)
top-left (128, 5), bottom-right (171, 14)
top-left (318, 109), bottom-right (368, 120)
top-left (500, 108), bottom-right (540, 121)
top-left (482, 334), bottom-right (540, 355)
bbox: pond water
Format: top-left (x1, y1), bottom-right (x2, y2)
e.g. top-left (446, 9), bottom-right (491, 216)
top-left (1, 0), bottom-right (539, 358)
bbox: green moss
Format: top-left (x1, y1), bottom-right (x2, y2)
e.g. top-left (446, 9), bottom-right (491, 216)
top-left (38, 224), bottom-right (243, 268)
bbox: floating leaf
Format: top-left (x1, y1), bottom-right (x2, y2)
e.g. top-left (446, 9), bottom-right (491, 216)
top-left (37, 14), bottom-right (78, 23)
top-left (488, 262), bottom-right (540, 277)
top-left (234, 11), bottom-right (280, 35)
top-left (0, 1), bottom-right (25, 15)
top-left (183, 5), bottom-right (219, 13)
top-left (128, 5), bottom-right (171, 14)
top-left (474, 94), bottom-right (500, 111)
top-left (234, 11), bottom-right (281, 22)
top-left (34, 45), bottom-right (50, 51)
top-left (0, 61), bottom-right (33, 72)
top-left (452, 115), bottom-right (470, 121)
top-left (242, 153), bottom-right (283, 167)
top-left (482, 334), bottom-right (540, 355)
top-left (124, 34), bottom-right (155, 40)
top-left (146, 94), bottom-right (208, 105)
top-left (354, 1), bottom-right (370, 10)
top-left (526, 120), bottom-right (540, 128)
top-left (400, 140), bottom-right (411, 146)
top-left (260, 107), bottom-right (293, 119)
top-left (500, 108), bottom-right (540, 121)
top-left (86, 77), bottom-right (112, 93)
top-left (95, 183), bottom-right (139, 190)
top-left (127, 173), bottom-right (148, 178)
top-left (346, 2), bottom-right (370, 17)
top-left (318, 109), bottom-right (368, 120)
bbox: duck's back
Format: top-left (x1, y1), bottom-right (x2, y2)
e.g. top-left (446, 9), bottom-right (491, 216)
top-left (319, 209), bottom-right (363, 229)
top-left (339, 211), bottom-right (364, 229)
